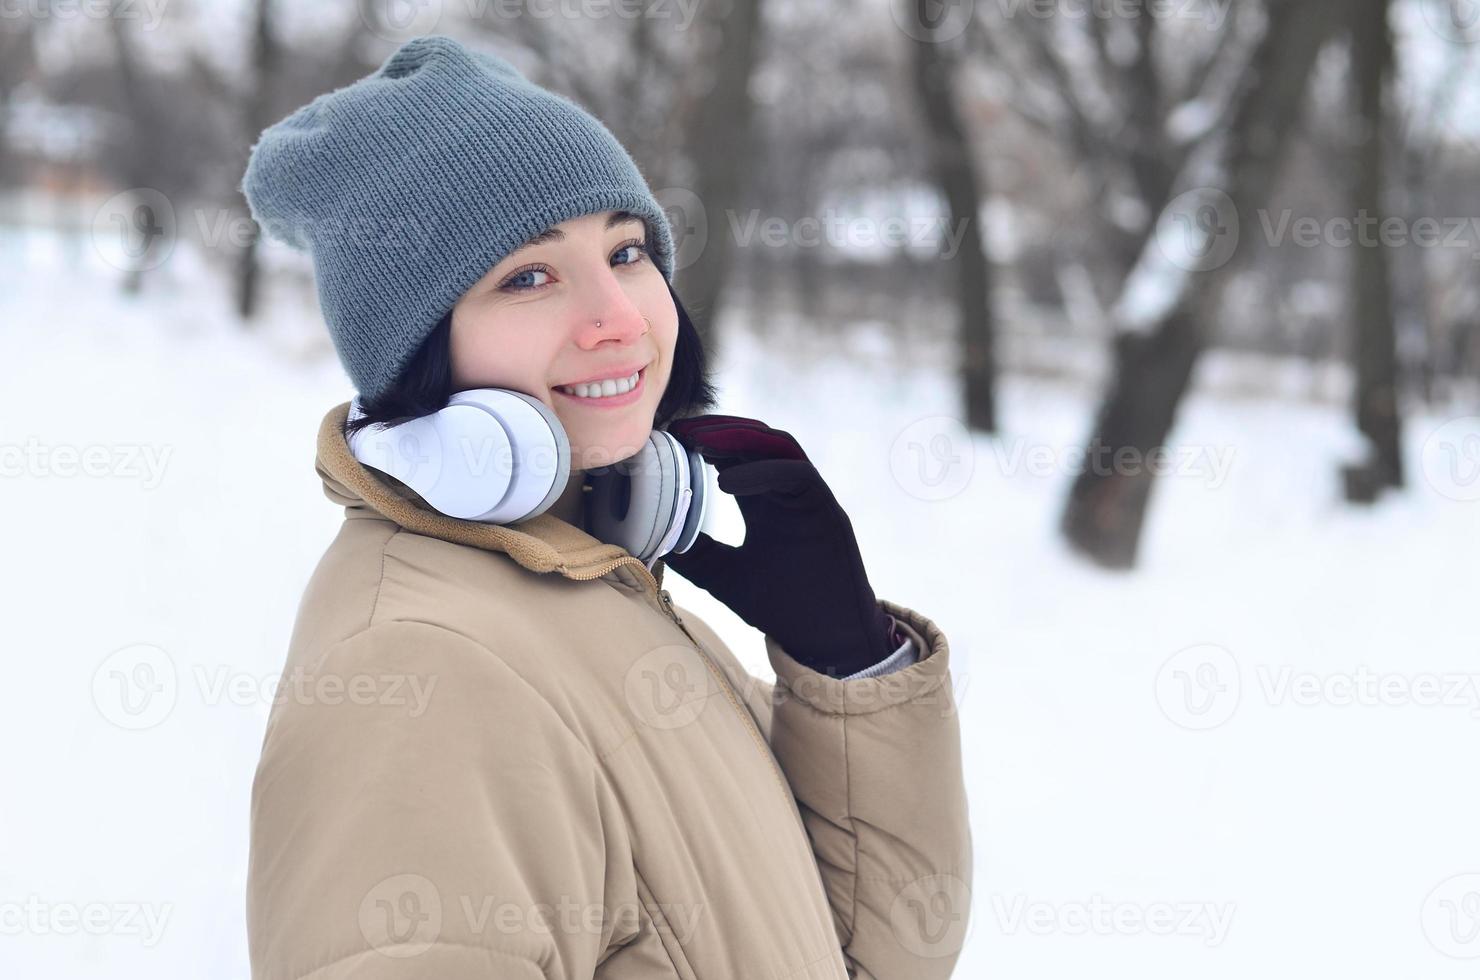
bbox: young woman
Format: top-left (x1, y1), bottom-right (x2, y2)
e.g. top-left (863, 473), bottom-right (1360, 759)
top-left (241, 35), bottom-right (971, 980)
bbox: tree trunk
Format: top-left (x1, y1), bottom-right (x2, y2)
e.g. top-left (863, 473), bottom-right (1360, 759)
top-left (1061, 0), bottom-right (1345, 569)
top-left (1342, 0), bottom-right (1403, 501)
top-left (674, 0), bottom-right (765, 356)
top-left (909, 0), bottom-right (996, 432)
top-left (236, 0), bottom-right (278, 321)
top-left (0, 25), bottom-right (37, 188)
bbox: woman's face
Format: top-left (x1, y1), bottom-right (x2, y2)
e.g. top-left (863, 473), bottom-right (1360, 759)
top-left (449, 210), bottom-right (677, 470)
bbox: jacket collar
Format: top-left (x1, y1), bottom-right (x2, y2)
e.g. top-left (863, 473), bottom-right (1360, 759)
top-left (314, 401), bottom-right (666, 590)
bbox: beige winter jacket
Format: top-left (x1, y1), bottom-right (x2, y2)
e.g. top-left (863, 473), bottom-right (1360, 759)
top-left (246, 401), bottom-right (973, 980)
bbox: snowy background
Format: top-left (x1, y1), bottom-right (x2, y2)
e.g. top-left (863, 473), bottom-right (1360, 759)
top-left (3, 226), bottom-right (1478, 978)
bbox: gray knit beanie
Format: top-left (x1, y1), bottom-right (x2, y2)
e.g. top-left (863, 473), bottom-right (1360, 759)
top-left (240, 34), bottom-right (677, 402)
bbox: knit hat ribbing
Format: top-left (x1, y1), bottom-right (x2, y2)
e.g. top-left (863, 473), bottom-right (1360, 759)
top-left (240, 35), bottom-right (676, 401)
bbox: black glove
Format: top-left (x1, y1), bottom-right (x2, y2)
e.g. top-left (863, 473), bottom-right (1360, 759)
top-left (663, 415), bottom-right (897, 678)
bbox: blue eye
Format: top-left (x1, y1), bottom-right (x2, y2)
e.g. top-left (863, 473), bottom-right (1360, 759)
top-left (613, 239), bottom-right (650, 267)
top-left (502, 267), bottom-right (551, 291)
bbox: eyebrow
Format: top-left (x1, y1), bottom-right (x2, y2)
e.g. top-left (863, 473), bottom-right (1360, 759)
top-left (512, 211), bottom-right (646, 253)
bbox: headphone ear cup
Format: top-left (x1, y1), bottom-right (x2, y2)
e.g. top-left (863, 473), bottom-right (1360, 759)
top-left (587, 432), bottom-right (677, 563)
top-left (589, 429), bottom-right (710, 567)
top-left (346, 389), bottom-right (570, 524)
top-left (449, 389), bottom-right (570, 524)
top-left (671, 442), bottom-right (710, 556)
top-left (347, 395), bottom-right (464, 512)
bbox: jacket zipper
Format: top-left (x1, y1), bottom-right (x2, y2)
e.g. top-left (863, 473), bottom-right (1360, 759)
top-left (563, 556), bottom-right (794, 802)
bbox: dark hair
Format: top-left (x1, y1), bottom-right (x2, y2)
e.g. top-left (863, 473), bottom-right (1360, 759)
top-left (343, 277), bottom-right (717, 439)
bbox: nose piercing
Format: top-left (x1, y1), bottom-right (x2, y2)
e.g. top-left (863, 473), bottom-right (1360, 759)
top-left (594, 316), bottom-right (652, 331)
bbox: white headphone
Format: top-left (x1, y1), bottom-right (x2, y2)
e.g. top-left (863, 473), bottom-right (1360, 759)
top-left (346, 388), bottom-right (710, 569)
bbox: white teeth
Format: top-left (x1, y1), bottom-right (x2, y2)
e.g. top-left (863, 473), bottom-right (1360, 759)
top-left (558, 370), bottom-right (640, 399)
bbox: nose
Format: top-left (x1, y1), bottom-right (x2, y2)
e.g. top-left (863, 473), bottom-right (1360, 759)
top-left (573, 270), bottom-right (648, 350)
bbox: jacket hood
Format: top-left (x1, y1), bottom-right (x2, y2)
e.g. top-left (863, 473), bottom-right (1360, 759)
top-left (313, 400), bottom-right (667, 588)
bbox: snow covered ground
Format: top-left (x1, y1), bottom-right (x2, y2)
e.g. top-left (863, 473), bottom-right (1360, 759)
top-left (3, 232), bottom-right (1478, 978)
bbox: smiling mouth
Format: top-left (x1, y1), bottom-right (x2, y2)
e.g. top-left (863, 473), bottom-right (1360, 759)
top-left (553, 365), bottom-right (648, 406)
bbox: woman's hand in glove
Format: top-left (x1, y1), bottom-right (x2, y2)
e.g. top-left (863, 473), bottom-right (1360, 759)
top-left (661, 414), bottom-right (897, 678)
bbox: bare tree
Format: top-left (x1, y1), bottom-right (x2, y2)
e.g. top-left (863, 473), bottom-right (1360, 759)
top-left (235, 0), bottom-right (281, 320)
top-left (107, 3), bottom-right (168, 294)
top-left (1341, 0), bottom-right (1402, 501)
top-left (0, 21), bottom-right (38, 188)
top-left (910, 0), bottom-right (996, 432)
top-left (1058, 0), bottom-right (1346, 568)
top-left (970, 3), bottom-right (1255, 309)
top-left (667, 0), bottom-right (767, 353)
